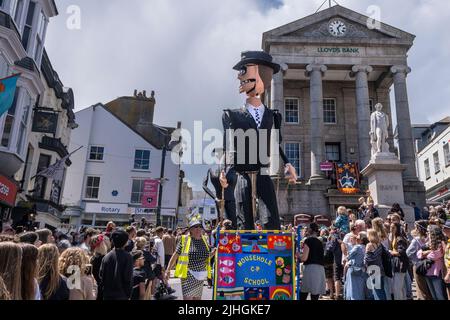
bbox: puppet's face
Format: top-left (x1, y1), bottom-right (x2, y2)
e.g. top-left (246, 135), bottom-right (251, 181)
top-left (238, 64), bottom-right (265, 97)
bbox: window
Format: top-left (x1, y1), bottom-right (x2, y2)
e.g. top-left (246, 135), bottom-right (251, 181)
top-left (33, 10), bottom-right (46, 63)
top-left (198, 207), bottom-right (204, 214)
top-left (50, 181), bottom-right (61, 205)
top-left (433, 151), bottom-right (440, 173)
top-left (284, 98), bottom-right (299, 123)
top-left (325, 143), bottom-right (341, 162)
top-left (85, 176), bottom-right (100, 199)
top-left (16, 91), bottom-right (31, 155)
top-left (13, 0), bottom-right (23, 25)
top-left (424, 159), bottom-right (431, 180)
top-left (323, 99), bottom-right (336, 124)
top-left (89, 146), bottom-right (104, 161)
top-left (210, 207), bottom-right (216, 215)
top-left (444, 143), bottom-right (450, 167)
top-left (369, 99), bottom-right (374, 114)
top-left (21, 1), bottom-right (35, 50)
top-left (33, 153), bottom-right (51, 199)
top-left (1, 89), bottom-right (20, 148)
top-left (134, 149), bottom-right (150, 170)
top-left (285, 143), bottom-right (300, 178)
top-left (130, 179), bottom-right (145, 204)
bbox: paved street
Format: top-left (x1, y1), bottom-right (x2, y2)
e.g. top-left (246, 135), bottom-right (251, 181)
top-left (168, 276), bottom-right (213, 300)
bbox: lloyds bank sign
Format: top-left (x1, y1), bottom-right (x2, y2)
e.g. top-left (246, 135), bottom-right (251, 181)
top-left (317, 47), bottom-right (360, 53)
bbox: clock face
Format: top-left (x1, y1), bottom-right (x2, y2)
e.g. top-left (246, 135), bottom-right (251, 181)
top-left (328, 19), bottom-right (347, 37)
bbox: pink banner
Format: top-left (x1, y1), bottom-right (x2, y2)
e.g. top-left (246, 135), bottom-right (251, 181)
top-left (141, 179), bottom-right (159, 208)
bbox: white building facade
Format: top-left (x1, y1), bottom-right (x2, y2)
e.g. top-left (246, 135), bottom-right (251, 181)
top-left (62, 100), bottom-right (182, 230)
top-left (416, 125), bottom-right (450, 204)
top-left (0, 0), bottom-right (58, 226)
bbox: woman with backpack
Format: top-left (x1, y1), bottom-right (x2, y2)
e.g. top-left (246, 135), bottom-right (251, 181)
top-left (364, 229), bottom-right (388, 300)
top-left (406, 220), bottom-right (432, 300)
top-left (389, 223), bottom-right (409, 300)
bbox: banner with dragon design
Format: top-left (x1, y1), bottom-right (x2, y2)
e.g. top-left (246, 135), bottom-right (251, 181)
top-left (335, 162), bottom-right (360, 194)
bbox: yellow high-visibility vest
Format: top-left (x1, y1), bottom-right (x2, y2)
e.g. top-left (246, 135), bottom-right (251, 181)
top-left (174, 235), bottom-right (212, 279)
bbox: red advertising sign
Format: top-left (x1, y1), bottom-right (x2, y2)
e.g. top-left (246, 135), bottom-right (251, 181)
top-left (320, 161), bottom-right (334, 171)
top-left (0, 175), bottom-right (18, 207)
top-left (141, 179), bottom-right (159, 208)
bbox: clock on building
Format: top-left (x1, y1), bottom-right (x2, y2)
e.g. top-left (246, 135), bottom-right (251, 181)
top-left (328, 19), bottom-right (347, 37)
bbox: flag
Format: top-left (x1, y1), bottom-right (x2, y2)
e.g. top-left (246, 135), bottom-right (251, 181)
top-left (36, 154), bottom-right (70, 183)
top-left (35, 146), bottom-right (83, 182)
top-left (0, 74), bottom-right (20, 118)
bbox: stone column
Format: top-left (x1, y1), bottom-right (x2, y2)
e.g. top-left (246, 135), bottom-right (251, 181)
top-left (351, 65), bottom-right (373, 169)
top-left (269, 65), bottom-right (286, 176)
top-left (270, 63), bottom-right (287, 111)
top-left (391, 65), bottom-right (417, 179)
top-left (306, 64), bottom-right (327, 181)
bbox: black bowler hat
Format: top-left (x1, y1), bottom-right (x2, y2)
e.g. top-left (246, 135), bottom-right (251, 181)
top-left (233, 51), bottom-right (280, 74)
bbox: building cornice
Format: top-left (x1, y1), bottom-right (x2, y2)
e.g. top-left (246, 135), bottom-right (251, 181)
top-left (41, 0), bottom-right (59, 18)
top-left (13, 64), bottom-right (45, 98)
top-left (0, 26), bottom-right (27, 62)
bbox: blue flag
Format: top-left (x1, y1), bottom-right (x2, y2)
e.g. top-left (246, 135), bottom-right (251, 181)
top-left (0, 74), bottom-right (20, 118)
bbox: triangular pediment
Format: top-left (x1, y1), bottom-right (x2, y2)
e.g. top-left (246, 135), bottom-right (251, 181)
top-left (263, 5), bottom-right (415, 47)
top-left (284, 16), bottom-right (393, 39)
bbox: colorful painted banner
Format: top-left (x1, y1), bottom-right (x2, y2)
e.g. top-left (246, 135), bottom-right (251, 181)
top-left (0, 74), bottom-right (20, 118)
top-left (141, 179), bottom-right (159, 208)
top-left (214, 230), bottom-right (295, 301)
top-left (335, 162), bottom-right (360, 194)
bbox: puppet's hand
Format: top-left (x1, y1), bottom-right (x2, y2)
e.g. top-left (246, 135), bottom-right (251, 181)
top-left (285, 164), bottom-right (297, 184)
top-left (219, 170), bottom-right (229, 188)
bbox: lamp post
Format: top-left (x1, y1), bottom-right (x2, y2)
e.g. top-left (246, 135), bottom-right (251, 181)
top-left (156, 145), bottom-right (167, 227)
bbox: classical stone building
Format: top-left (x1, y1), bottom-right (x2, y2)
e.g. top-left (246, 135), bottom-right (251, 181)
top-left (263, 5), bottom-right (426, 222)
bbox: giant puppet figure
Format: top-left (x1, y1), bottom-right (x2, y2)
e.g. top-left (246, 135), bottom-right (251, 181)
top-left (219, 51), bottom-right (297, 230)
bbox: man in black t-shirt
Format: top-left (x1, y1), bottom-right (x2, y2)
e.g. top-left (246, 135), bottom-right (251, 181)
top-left (99, 230), bottom-right (133, 300)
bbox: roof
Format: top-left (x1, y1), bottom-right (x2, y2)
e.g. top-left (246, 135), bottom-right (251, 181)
top-left (438, 116), bottom-right (450, 123)
top-left (14, 57), bottom-right (37, 72)
top-left (262, 5), bottom-right (415, 51)
top-left (102, 96), bottom-right (180, 150)
top-left (40, 49), bottom-right (76, 124)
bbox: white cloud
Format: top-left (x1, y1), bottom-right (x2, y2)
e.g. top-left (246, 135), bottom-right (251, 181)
top-left (46, 0), bottom-right (450, 190)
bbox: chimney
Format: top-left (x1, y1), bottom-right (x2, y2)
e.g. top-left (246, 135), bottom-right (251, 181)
top-left (135, 89), bottom-right (156, 125)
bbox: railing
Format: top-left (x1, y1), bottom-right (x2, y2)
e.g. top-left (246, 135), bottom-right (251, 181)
top-left (39, 136), bottom-right (72, 166)
top-left (28, 196), bottom-right (65, 218)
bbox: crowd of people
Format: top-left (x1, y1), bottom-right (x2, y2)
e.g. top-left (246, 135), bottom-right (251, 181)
top-left (296, 200), bottom-right (450, 300)
top-left (1, 200), bottom-right (449, 301)
top-left (0, 218), bottom-right (186, 300)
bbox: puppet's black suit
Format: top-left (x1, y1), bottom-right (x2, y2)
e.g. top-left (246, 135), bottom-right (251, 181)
top-left (202, 165), bottom-right (237, 229)
top-left (222, 106), bottom-right (289, 230)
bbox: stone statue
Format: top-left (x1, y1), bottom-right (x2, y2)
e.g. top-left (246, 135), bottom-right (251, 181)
top-left (370, 103), bottom-right (390, 156)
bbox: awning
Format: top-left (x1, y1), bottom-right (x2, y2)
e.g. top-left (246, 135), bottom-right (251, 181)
top-left (428, 190), bottom-right (450, 203)
top-left (0, 174), bottom-right (18, 207)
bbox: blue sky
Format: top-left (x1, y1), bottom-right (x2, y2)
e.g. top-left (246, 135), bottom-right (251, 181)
top-left (46, 0), bottom-right (450, 191)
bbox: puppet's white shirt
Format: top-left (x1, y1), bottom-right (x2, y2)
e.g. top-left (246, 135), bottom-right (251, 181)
top-left (246, 103), bottom-right (265, 128)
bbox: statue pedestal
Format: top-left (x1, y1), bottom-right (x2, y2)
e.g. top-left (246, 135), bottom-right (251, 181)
top-left (361, 152), bottom-right (415, 226)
